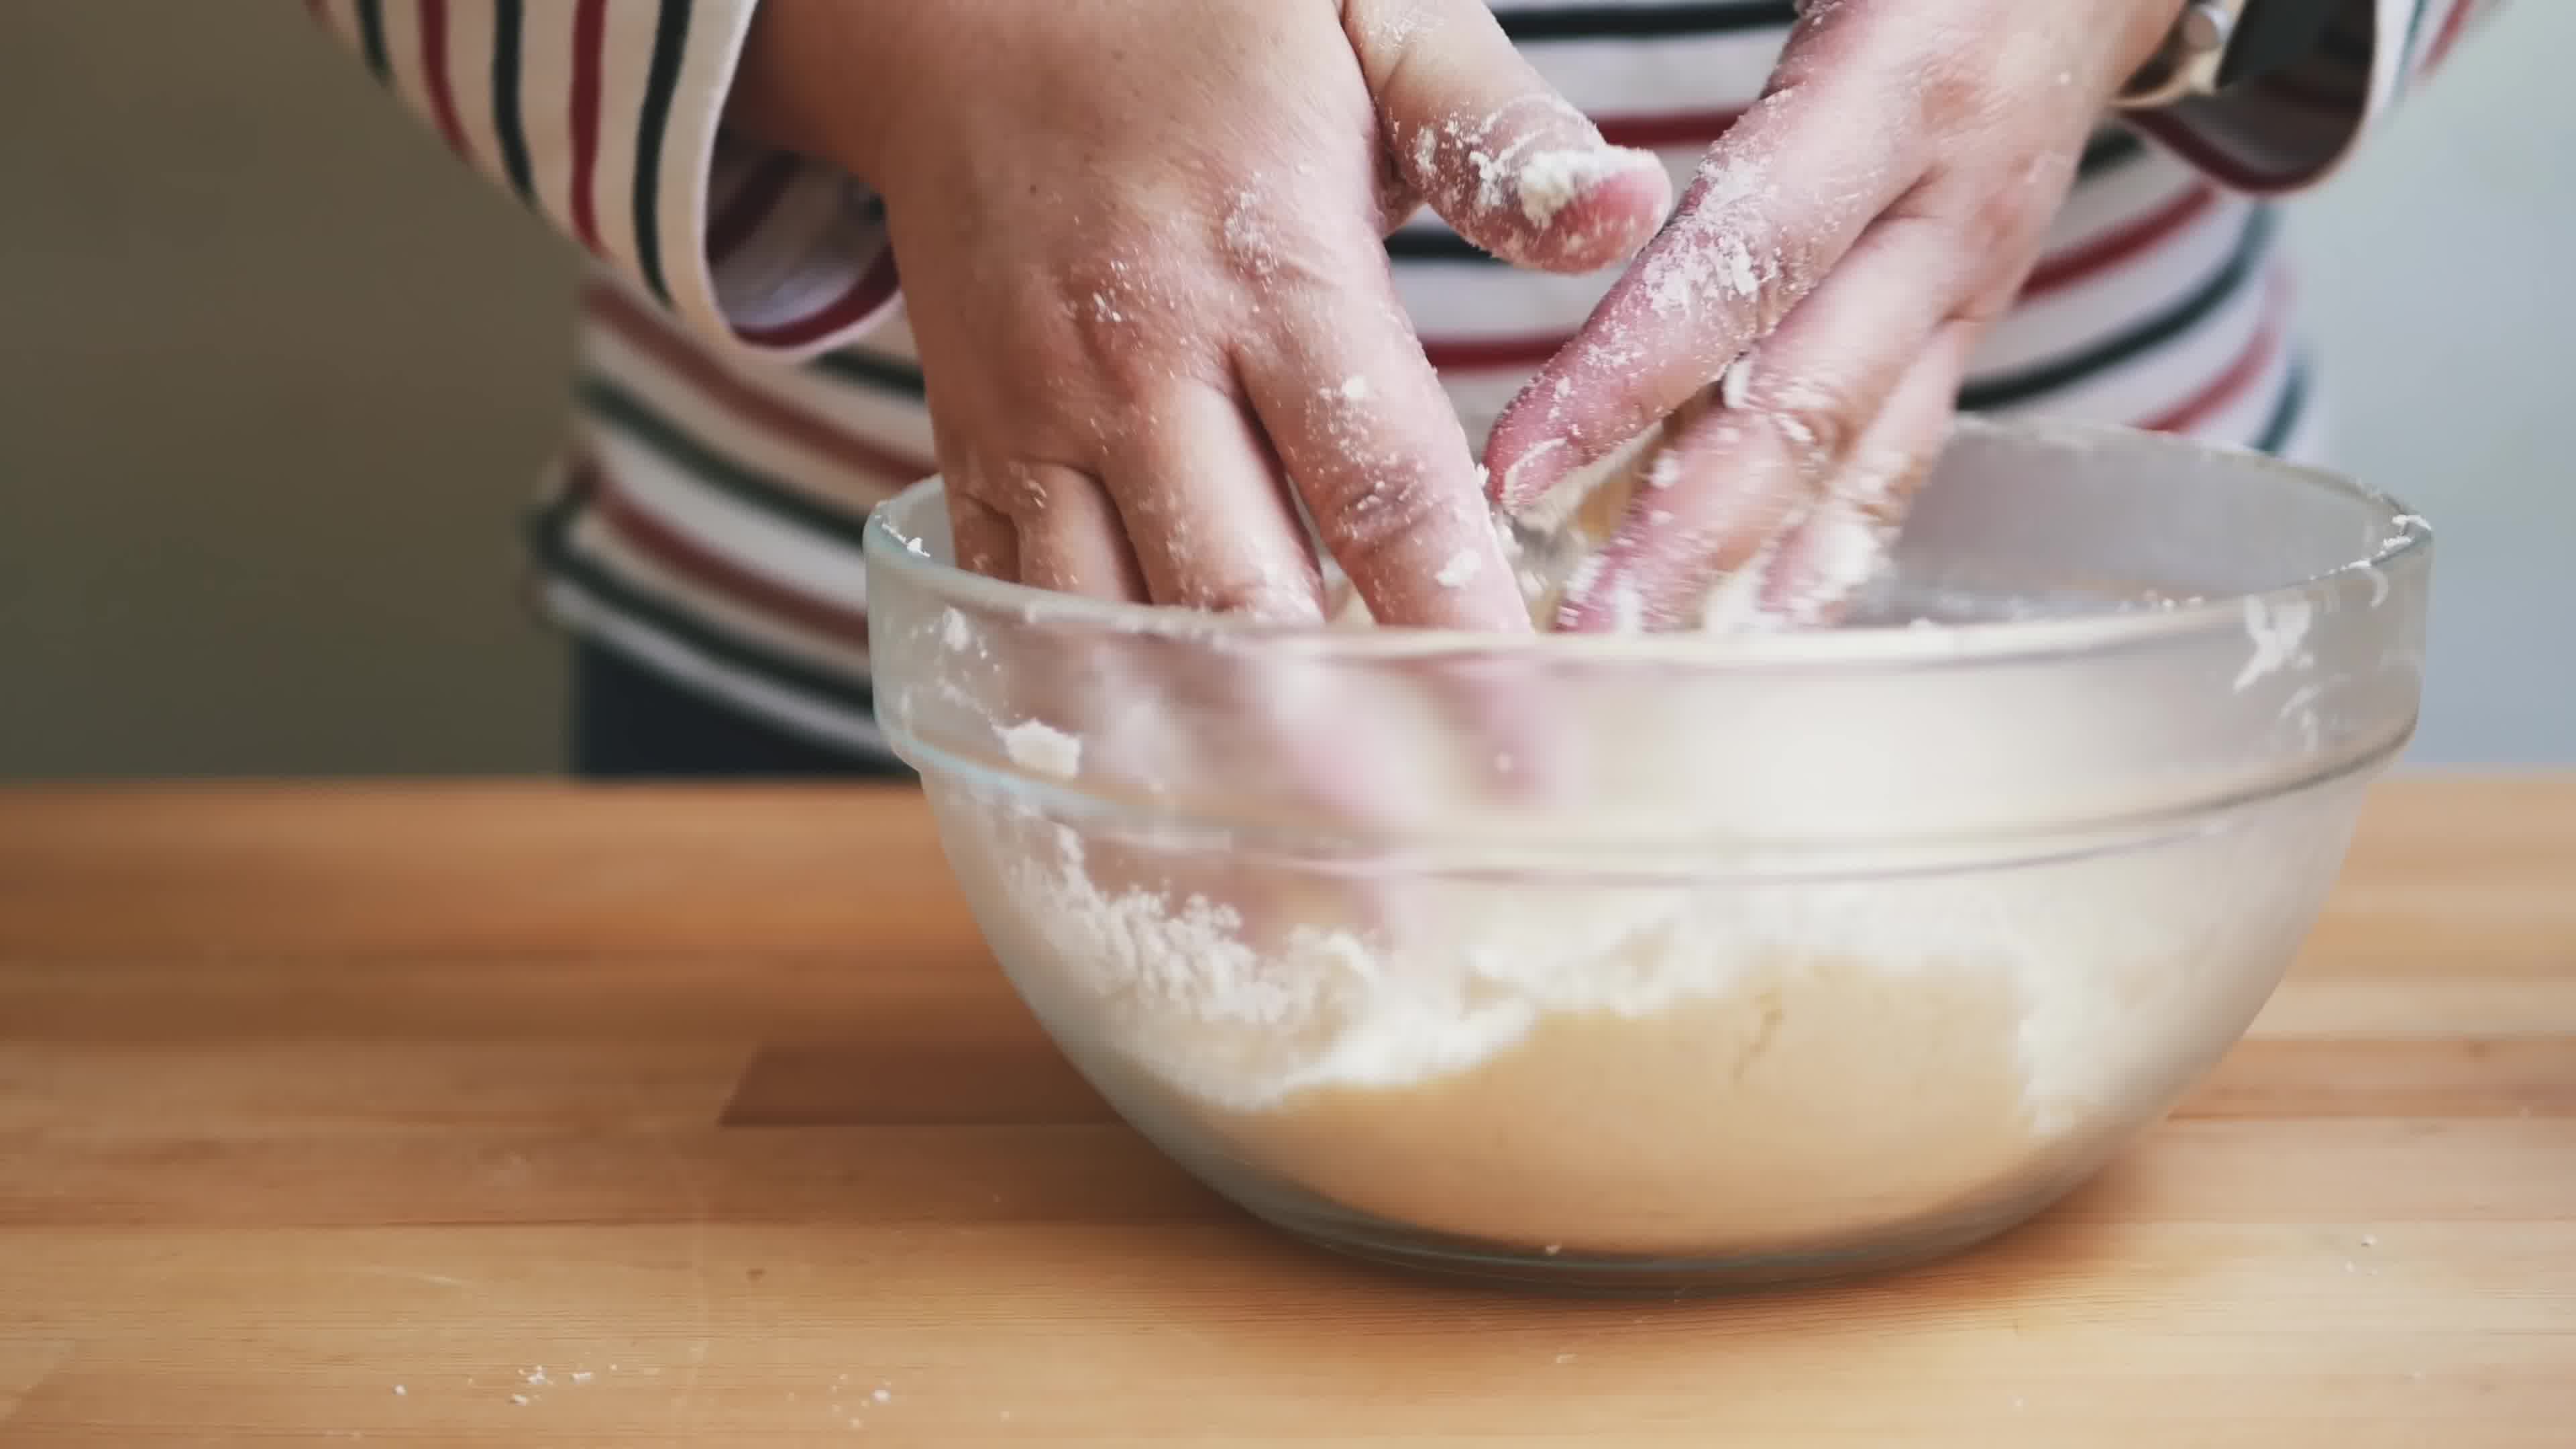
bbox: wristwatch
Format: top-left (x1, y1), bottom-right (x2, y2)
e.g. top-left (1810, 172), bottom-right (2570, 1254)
top-left (2116, 0), bottom-right (2351, 109)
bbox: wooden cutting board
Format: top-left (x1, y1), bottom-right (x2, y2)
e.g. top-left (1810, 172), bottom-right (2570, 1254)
top-left (1, 778), bottom-right (2569, 1445)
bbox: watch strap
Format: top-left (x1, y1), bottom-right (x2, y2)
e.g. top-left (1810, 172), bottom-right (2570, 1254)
top-left (2216, 0), bottom-right (2350, 90)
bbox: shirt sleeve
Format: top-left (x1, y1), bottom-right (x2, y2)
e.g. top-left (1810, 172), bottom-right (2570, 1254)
top-left (2125, 0), bottom-right (2509, 195)
top-left (305, 0), bottom-right (898, 362)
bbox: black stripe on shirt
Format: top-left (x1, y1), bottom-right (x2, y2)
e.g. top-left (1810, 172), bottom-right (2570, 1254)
top-left (354, 0), bottom-right (390, 82)
top-left (1494, 3), bottom-right (1797, 41)
top-left (1384, 229), bottom-right (1496, 263)
top-left (2080, 127), bottom-right (2144, 177)
top-left (813, 347), bottom-right (929, 398)
top-left (491, 0), bottom-right (536, 205)
top-left (530, 491), bottom-right (879, 710)
top-left (631, 0), bottom-right (693, 305)
top-left (2253, 355), bottom-right (2310, 455)
top-left (1959, 206), bottom-right (2275, 413)
top-left (578, 376), bottom-right (875, 545)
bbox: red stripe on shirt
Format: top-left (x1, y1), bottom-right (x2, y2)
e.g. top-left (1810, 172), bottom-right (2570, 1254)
top-left (2139, 282), bottom-right (2285, 434)
top-left (1422, 333), bottom-right (1571, 372)
top-left (567, 0), bottom-right (608, 254)
top-left (416, 0), bottom-right (470, 157)
top-left (2019, 182), bottom-right (2220, 300)
top-left (584, 281), bottom-right (932, 480)
top-left (1593, 108), bottom-right (1742, 150)
top-left (590, 465), bottom-right (874, 644)
top-left (2425, 0), bottom-right (2481, 74)
top-left (708, 152), bottom-right (800, 266)
top-left (732, 250), bottom-right (902, 350)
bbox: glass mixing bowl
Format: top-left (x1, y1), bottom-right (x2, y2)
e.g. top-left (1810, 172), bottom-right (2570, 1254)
top-left (863, 419), bottom-right (2430, 1293)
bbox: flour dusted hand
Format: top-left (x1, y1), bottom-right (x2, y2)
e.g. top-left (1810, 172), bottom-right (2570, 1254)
top-left (1485, 0), bottom-right (2186, 633)
top-left (736, 0), bottom-right (1671, 630)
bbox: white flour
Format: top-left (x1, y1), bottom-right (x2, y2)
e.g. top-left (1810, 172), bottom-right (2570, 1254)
top-left (926, 519), bottom-right (2350, 1252)
top-left (944, 777), bottom-right (2342, 1253)
top-left (981, 803), bottom-right (2283, 1120)
top-left (918, 402), bottom-right (2348, 1254)
top-left (997, 719), bottom-right (1082, 779)
top-left (1511, 147), bottom-right (1648, 228)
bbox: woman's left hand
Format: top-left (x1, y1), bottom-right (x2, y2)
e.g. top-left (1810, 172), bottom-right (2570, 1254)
top-left (1483, 0), bottom-right (2185, 632)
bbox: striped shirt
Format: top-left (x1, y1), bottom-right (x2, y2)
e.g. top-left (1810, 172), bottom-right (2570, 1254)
top-left (307, 0), bottom-right (2497, 759)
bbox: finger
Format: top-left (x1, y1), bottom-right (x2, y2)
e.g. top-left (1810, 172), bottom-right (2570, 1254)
top-left (1742, 319), bottom-right (1979, 631)
top-left (1703, 209), bottom-right (1976, 480)
top-left (1435, 654), bottom-right (1587, 810)
top-left (1350, 0), bottom-right (1671, 273)
top-left (1554, 211), bottom-right (1974, 633)
top-left (1240, 301), bottom-right (1529, 632)
top-left (1009, 462), bottom-right (1148, 604)
top-left (1099, 381), bottom-right (1326, 623)
top-left (946, 488), bottom-right (1019, 582)
top-left (1484, 18), bottom-right (1933, 513)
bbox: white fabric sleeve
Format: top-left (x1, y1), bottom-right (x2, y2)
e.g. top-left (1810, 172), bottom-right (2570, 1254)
top-left (2126, 0), bottom-right (2508, 195)
top-left (306, 0), bottom-right (898, 362)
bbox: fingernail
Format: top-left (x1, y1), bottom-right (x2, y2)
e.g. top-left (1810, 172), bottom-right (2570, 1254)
top-left (1513, 144), bottom-right (1660, 230)
top-left (1497, 437), bottom-right (1570, 510)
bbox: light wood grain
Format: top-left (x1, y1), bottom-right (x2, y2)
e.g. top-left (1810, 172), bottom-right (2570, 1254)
top-left (1, 777), bottom-right (2570, 1445)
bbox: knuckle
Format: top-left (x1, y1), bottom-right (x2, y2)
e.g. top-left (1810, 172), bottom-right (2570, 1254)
top-left (1964, 173), bottom-right (2046, 258)
top-left (1955, 267), bottom-right (2019, 325)
top-left (1909, 45), bottom-right (1997, 134)
top-left (962, 460), bottom-right (1053, 522)
top-left (1311, 463), bottom-right (1450, 570)
top-left (1213, 190), bottom-right (1357, 295)
top-left (1830, 445), bottom-right (1932, 522)
top-left (1758, 378), bottom-right (1861, 470)
top-left (1063, 282), bottom-right (1165, 376)
top-left (1165, 542), bottom-right (1325, 620)
top-left (1188, 574), bottom-right (1323, 623)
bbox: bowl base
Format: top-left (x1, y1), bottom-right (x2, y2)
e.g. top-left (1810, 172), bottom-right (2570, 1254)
top-left (1246, 1187), bottom-right (2070, 1297)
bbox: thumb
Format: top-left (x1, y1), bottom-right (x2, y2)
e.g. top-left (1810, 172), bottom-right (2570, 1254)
top-left (1349, 0), bottom-right (1672, 274)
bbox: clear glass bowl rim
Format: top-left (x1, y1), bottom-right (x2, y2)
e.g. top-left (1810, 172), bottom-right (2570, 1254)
top-left (862, 417), bottom-right (2430, 674)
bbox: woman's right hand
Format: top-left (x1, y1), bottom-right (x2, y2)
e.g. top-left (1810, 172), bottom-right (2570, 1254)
top-left (734, 0), bottom-right (1673, 631)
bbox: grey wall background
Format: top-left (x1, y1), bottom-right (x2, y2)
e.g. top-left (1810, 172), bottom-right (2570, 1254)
top-left (1, 3), bottom-right (2567, 777)
top-left (2282, 1), bottom-right (2574, 765)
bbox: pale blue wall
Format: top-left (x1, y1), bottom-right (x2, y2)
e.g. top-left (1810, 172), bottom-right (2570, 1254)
top-left (2284, 2), bottom-right (2574, 764)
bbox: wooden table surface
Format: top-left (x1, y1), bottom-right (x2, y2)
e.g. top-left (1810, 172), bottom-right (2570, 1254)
top-left (1, 777), bottom-right (2570, 1445)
